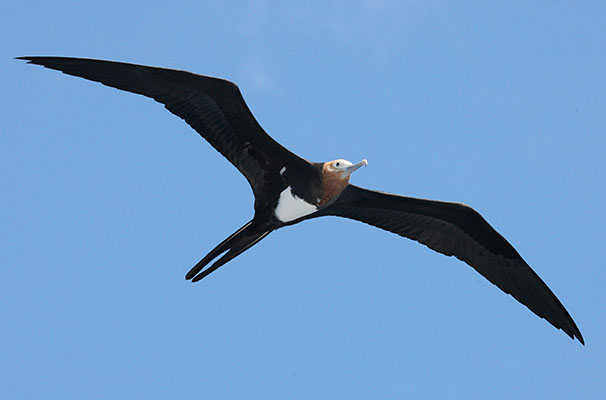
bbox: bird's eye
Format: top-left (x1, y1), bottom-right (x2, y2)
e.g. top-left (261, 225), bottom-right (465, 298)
top-left (335, 162), bottom-right (341, 167)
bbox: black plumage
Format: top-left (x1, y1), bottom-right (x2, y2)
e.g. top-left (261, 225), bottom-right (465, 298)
top-left (19, 56), bottom-right (583, 344)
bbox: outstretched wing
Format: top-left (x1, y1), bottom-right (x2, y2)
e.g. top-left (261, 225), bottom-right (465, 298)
top-left (320, 184), bottom-right (584, 343)
top-left (18, 56), bottom-right (311, 197)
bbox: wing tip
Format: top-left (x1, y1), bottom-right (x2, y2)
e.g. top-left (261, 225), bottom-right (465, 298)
top-left (570, 327), bottom-right (585, 346)
top-left (16, 56), bottom-right (55, 67)
top-left (555, 313), bottom-right (584, 345)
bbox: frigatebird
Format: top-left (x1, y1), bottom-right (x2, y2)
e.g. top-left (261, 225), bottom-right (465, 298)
top-left (19, 56), bottom-right (583, 344)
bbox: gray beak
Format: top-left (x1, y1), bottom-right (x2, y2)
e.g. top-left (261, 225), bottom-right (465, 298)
top-left (344, 159), bottom-right (368, 176)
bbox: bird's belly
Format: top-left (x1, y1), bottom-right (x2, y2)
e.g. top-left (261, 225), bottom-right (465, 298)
top-left (274, 186), bottom-right (318, 223)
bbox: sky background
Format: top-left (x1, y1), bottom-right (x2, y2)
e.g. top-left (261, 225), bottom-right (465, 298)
top-left (2, 1), bottom-right (605, 398)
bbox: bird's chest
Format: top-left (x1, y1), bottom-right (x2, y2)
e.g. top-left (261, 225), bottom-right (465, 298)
top-left (273, 186), bottom-right (318, 223)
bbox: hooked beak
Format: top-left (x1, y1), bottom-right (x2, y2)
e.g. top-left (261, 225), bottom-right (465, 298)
top-left (344, 159), bottom-right (368, 176)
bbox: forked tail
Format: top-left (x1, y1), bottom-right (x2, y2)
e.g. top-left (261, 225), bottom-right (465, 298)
top-left (185, 220), bottom-right (272, 282)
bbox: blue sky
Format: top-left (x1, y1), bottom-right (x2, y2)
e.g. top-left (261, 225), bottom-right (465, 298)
top-left (2, 1), bottom-right (605, 398)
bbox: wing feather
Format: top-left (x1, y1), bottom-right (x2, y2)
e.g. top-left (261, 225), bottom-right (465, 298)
top-left (18, 56), bottom-right (311, 196)
top-left (320, 184), bottom-right (584, 343)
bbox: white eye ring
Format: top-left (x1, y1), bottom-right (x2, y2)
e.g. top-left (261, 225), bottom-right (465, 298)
top-left (335, 162), bottom-right (341, 167)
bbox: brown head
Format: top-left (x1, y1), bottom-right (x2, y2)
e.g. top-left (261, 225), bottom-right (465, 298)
top-left (318, 159), bottom-right (368, 206)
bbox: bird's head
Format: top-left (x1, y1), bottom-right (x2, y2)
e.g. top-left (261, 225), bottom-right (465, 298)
top-left (323, 159), bottom-right (368, 181)
top-left (318, 158), bottom-right (368, 206)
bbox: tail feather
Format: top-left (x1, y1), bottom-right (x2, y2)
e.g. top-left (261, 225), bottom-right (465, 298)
top-left (185, 220), bottom-right (272, 282)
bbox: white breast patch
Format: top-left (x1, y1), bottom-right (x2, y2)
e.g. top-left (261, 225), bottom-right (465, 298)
top-left (274, 186), bottom-right (318, 222)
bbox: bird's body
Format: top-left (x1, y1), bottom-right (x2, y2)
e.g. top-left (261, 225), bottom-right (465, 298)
top-left (19, 56), bottom-right (584, 344)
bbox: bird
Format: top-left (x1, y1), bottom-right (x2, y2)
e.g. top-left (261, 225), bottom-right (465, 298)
top-left (18, 56), bottom-right (583, 344)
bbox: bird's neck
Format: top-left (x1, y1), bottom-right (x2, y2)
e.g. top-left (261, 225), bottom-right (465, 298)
top-left (318, 168), bottom-right (349, 206)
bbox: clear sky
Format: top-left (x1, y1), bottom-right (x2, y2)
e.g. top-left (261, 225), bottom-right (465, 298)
top-left (2, 1), bottom-right (605, 398)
